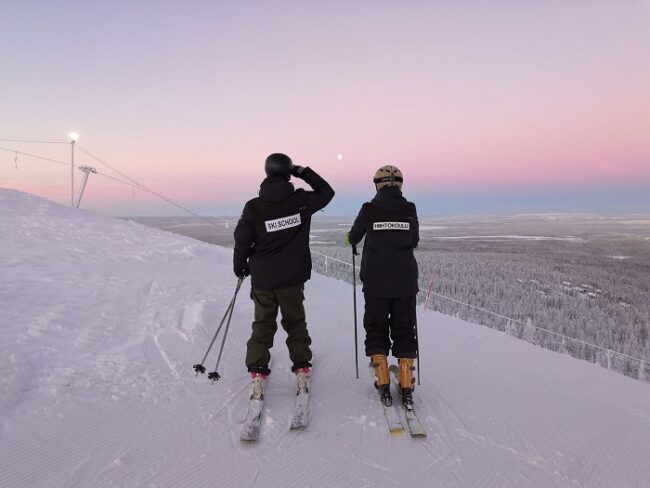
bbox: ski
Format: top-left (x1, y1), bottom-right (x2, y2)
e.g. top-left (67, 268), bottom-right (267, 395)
top-left (400, 401), bottom-right (427, 437)
top-left (389, 365), bottom-right (427, 437)
top-left (289, 368), bottom-right (311, 430)
top-left (240, 374), bottom-right (266, 442)
top-left (368, 363), bottom-right (404, 434)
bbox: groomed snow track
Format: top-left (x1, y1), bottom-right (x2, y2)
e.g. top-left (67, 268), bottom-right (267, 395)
top-left (1, 188), bottom-right (650, 488)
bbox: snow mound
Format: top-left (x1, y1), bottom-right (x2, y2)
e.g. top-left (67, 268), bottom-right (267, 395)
top-left (1, 188), bottom-right (650, 488)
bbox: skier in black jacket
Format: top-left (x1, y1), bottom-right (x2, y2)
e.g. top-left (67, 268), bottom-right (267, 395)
top-left (346, 165), bottom-right (419, 408)
top-left (233, 153), bottom-right (334, 389)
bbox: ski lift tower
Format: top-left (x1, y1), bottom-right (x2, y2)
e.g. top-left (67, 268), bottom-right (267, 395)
top-left (75, 165), bottom-right (97, 208)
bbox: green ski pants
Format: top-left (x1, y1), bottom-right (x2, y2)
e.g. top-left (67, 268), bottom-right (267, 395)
top-left (245, 284), bottom-right (312, 372)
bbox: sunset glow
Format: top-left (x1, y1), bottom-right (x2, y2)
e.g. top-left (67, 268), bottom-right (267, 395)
top-left (2, 1), bottom-right (649, 215)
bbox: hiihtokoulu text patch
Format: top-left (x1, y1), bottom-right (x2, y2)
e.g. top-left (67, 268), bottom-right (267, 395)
top-left (373, 222), bottom-right (410, 231)
top-left (265, 213), bottom-right (302, 232)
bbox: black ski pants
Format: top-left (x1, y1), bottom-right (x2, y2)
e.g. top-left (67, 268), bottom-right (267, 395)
top-left (363, 294), bottom-right (418, 359)
top-left (245, 285), bottom-right (312, 374)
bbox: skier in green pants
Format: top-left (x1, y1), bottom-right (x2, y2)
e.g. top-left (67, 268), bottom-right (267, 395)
top-left (233, 153), bottom-right (334, 394)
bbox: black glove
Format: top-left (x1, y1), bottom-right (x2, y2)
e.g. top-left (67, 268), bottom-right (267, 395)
top-left (290, 164), bottom-right (305, 177)
top-left (234, 262), bottom-right (250, 279)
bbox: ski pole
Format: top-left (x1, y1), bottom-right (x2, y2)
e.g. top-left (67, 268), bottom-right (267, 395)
top-left (415, 319), bottom-right (421, 386)
top-left (193, 277), bottom-right (244, 376)
top-left (352, 246), bottom-right (360, 379)
top-left (193, 291), bottom-right (237, 375)
top-left (208, 277), bottom-right (244, 381)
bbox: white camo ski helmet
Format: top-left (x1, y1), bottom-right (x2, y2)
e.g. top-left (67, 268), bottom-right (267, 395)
top-left (373, 165), bottom-right (403, 190)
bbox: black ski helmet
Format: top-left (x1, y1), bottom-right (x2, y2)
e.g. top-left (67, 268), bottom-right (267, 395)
top-left (265, 153), bottom-right (292, 178)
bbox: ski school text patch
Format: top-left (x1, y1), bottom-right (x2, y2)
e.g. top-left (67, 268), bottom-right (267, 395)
top-left (373, 222), bottom-right (410, 231)
top-left (265, 213), bottom-right (302, 233)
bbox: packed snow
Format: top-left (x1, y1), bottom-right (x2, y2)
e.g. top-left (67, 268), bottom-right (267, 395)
top-left (1, 188), bottom-right (650, 488)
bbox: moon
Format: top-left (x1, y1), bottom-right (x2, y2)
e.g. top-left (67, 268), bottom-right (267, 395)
top-left (337, 154), bottom-right (343, 161)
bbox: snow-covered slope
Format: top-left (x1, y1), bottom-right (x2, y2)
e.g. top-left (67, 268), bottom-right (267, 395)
top-left (1, 188), bottom-right (649, 488)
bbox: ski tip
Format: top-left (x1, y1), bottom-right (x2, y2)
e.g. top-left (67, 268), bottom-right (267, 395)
top-left (405, 419), bottom-right (427, 437)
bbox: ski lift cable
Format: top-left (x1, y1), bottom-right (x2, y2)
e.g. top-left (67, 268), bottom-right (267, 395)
top-left (0, 134), bottom-right (70, 143)
top-left (1, 145), bottom-right (228, 228)
top-left (1, 146), bottom-right (141, 189)
top-left (0, 134), bottom-right (69, 141)
top-left (0, 146), bottom-right (69, 166)
top-left (75, 145), bottom-right (228, 229)
top-left (0, 138), bottom-right (69, 144)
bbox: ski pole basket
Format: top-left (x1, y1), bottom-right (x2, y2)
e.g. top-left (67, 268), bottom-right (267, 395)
top-left (192, 277), bottom-right (244, 381)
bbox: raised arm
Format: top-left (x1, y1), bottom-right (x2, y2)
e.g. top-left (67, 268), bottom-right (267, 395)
top-left (292, 166), bottom-right (335, 214)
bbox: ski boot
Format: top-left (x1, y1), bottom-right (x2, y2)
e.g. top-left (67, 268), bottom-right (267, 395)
top-left (249, 371), bottom-right (267, 401)
top-left (294, 367), bottom-right (311, 395)
top-left (371, 354), bottom-right (392, 407)
top-left (398, 358), bottom-right (416, 411)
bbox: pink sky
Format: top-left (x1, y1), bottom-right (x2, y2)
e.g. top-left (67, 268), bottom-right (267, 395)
top-left (1, 1), bottom-right (649, 215)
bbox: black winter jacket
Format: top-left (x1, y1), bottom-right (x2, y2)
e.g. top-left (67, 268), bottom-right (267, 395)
top-left (233, 167), bottom-right (334, 290)
top-left (348, 187), bottom-right (419, 297)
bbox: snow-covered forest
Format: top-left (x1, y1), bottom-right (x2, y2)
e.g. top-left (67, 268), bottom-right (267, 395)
top-left (311, 236), bottom-right (650, 383)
